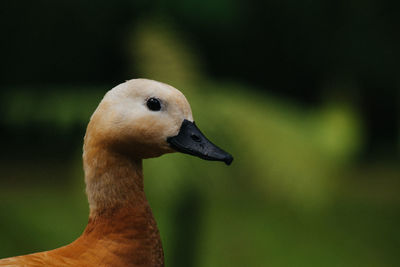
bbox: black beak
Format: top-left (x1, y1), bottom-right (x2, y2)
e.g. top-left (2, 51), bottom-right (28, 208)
top-left (167, 120), bottom-right (233, 165)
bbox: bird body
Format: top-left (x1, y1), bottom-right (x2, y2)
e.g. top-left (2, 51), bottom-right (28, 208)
top-left (0, 200), bottom-right (162, 266)
top-left (0, 79), bottom-right (232, 266)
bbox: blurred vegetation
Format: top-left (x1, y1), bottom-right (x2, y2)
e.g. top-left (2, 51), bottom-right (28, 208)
top-left (0, 1), bottom-right (399, 266)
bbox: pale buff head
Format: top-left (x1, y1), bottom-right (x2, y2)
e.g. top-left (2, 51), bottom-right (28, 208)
top-left (84, 78), bottom-right (193, 159)
top-left (83, 79), bottom-right (232, 214)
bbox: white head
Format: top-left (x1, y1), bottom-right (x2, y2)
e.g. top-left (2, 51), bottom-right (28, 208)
top-left (84, 78), bottom-right (232, 164)
top-left (83, 78), bottom-right (232, 213)
top-left (84, 79), bottom-right (194, 158)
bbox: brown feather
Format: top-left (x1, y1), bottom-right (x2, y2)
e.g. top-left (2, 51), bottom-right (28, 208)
top-left (0, 79), bottom-right (198, 266)
top-left (0, 130), bottom-right (164, 266)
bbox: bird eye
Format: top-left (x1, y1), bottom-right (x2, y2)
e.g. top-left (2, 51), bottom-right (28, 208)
top-left (146, 97), bottom-right (162, 111)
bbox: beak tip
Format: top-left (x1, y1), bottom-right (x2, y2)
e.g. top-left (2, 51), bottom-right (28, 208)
top-left (224, 154), bottom-right (234, 165)
top-left (168, 120), bottom-right (234, 166)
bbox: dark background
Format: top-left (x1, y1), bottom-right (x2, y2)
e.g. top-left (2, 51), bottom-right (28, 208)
top-left (0, 0), bottom-right (399, 266)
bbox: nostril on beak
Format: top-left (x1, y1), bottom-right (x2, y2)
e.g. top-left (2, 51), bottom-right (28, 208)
top-left (191, 134), bottom-right (201, 142)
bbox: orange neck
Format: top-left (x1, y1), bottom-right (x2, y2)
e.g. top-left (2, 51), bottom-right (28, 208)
top-left (80, 143), bottom-right (164, 266)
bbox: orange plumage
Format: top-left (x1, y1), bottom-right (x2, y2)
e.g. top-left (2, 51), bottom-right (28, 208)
top-left (0, 79), bottom-right (232, 267)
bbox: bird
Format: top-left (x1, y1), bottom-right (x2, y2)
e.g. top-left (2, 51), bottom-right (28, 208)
top-left (0, 78), bottom-right (233, 267)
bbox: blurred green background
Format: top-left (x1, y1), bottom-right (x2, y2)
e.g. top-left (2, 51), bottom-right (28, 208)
top-left (0, 0), bottom-right (399, 266)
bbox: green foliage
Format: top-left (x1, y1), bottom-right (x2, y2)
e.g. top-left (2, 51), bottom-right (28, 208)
top-left (0, 87), bottom-right (104, 129)
top-left (127, 17), bottom-right (203, 88)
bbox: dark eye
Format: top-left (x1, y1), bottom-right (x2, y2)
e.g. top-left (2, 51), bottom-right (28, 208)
top-left (146, 97), bottom-right (161, 111)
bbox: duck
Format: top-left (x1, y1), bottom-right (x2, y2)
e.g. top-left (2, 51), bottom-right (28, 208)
top-left (0, 78), bottom-right (233, 267)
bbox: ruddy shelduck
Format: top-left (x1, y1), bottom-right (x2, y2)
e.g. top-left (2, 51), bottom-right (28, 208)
top-left (0, 79), bottom-right (233, 267)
